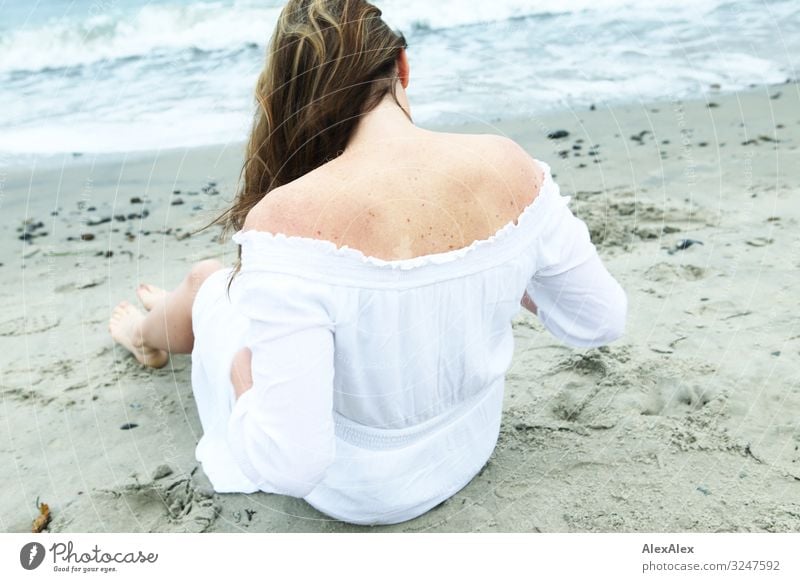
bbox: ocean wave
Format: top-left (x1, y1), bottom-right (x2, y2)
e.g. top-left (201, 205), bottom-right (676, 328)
top-left (0, 0), bottom-right (726, 74)
top-left (0, 0), bottom-right (796, 154)
top-left (0, 1), bottom-right (281, 73)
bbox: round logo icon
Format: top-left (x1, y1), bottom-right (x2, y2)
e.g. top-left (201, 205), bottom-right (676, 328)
top-left (20, 542), bottom-right (46, 570)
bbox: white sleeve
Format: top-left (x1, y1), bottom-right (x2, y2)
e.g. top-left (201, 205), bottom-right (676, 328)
top-left (226, 270), bottom-right (336, 498)
top-left (526, 194), bottom-right (628, 348)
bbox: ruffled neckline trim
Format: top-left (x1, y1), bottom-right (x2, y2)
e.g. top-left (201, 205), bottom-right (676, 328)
top-left (232, 159), bottom-right (558, 272)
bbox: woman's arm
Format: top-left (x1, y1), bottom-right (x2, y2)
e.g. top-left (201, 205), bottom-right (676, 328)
top-left (226, 270), bottom-right (336, 499)
top-left (528, 252), bottom-right (627, 347)
top-left (231, 347), bottom-right (253, 400)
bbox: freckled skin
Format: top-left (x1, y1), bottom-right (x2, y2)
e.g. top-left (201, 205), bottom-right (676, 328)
top-left (248, 129), bottom-right (544, 261)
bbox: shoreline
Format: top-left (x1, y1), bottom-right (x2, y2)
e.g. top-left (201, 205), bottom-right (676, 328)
top-left (2, 79), bottom-right (795, 171)
top-left (2, 83), bottom-right (799, 532)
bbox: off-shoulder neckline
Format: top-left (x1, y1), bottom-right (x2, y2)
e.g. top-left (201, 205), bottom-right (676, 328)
top-left (232, 159), bottom-right (558, 272)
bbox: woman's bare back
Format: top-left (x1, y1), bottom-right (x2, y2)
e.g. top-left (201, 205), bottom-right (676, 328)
top-left (243, 129), bottom-right (545, 260)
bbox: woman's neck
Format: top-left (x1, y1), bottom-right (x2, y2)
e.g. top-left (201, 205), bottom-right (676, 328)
top-left (344, 92), bottom-right (416, 154)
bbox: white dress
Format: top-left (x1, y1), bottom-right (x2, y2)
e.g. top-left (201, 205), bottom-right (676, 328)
top-left (189, 160), bottom-right (627, 525)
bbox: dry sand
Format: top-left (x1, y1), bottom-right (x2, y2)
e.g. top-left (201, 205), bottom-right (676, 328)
top-left (1, 83), bottom-right (799, 532)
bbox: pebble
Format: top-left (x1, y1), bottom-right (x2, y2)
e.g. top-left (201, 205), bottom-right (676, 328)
top-left (547, 130), bottom-right (569, 139)
top-left (152, 464), bottom-right (174, 480)
top-left (745, 237), bottom-right (773, 247)
top-left (667, 239), bottom-right (703, 254)
top-left (195, 486), bottom-right (215, 499)
top-left (120, 422), bottom-right (138, 430)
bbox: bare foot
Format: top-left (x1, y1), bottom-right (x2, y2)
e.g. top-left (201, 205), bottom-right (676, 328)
top-left (136, 283), bottom-right (168, 311)
top-left (109, 301), bottom-right (169, 368)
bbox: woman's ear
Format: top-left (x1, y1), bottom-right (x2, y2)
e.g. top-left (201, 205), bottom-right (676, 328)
top-left (397, 48), bottom-right (410, 89)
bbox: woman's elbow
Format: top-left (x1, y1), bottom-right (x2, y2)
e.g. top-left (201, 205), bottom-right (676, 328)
top-left (599, 285), bottom-right (628, 344)
top-left (570, 285), bottom-right (628, 348)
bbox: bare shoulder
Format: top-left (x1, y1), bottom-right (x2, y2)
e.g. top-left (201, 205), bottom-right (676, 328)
top-left (474, 133), bottom-right (543, 185)
top-left (242, 131), bottom-right (546, 240)
top-left (242, 183), bottom-right (318, 236)
top-left (439, 131), bottom-right (546, 205)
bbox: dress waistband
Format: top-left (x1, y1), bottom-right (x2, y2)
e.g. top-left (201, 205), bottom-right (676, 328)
top-left (332, 379), bottom-right (504, 450)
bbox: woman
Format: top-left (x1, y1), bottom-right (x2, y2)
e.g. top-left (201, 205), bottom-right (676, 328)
top-left (109, 0), bottom-right (627, 525)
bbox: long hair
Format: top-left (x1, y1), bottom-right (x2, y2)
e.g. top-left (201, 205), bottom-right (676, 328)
top-left (210, 0), bottom-right (409, 282)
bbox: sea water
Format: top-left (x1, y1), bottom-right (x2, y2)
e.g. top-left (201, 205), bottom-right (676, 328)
top-left (1, 0), bottom-right (797, 154)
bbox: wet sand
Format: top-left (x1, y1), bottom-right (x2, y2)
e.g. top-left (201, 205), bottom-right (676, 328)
top-left (1, 82), bottom-right (799, 532)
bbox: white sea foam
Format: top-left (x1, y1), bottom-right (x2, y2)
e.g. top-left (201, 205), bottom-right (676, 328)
top-left (1, 0), bottom-right (797, 154)
top-left (0, 0), bottom-right (733, 74)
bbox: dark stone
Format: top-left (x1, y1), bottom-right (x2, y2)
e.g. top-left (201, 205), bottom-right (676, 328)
top-left (152, 464), bottom-right (173, 480)
top-left (667, 239), bottom-right (703, 254)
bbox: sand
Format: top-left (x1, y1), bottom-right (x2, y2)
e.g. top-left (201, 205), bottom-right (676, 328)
top-left (1, 83), bottom-right (799, 533)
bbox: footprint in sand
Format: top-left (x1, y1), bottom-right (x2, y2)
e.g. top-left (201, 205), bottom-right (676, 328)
top-left (572, 190), bottom-right (710, 251)
top-left (644, 262), bottom-right (707, 282)
top-left (0, 313), bottom-right (60, 337)
top-left (49, 470), bottom-right (219, 533)
top-left (640, 377), bottom-right (720, 416)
